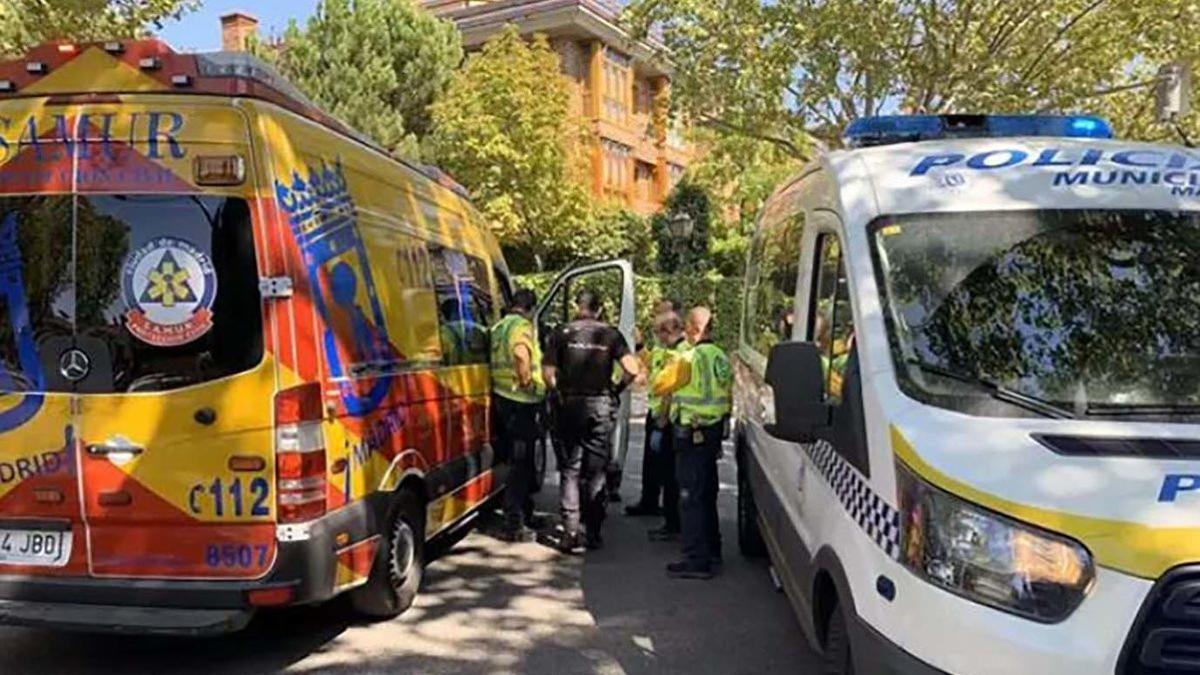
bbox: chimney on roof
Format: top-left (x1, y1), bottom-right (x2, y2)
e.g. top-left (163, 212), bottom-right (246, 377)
top-left (220, 12), bottom-right (259, 52)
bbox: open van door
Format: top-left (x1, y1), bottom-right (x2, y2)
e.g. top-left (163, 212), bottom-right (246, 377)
top-left (534, 260), bottom-right (636, 477)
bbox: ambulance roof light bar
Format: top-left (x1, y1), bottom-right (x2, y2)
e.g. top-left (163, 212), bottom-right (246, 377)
top-left (843, 114), bottom-right (1115, 149)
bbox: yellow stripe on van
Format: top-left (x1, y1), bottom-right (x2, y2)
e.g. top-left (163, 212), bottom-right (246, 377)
top-left (892, 426), bottom-right (1200, 580)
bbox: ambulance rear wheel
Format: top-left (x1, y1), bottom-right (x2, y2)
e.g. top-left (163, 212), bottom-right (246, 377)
top-left (351, 489), bottom-right (425, 619)
top-left (822, 601), bottom-right (854, 675)
top-left (737, 459), bottom-right (767, 558)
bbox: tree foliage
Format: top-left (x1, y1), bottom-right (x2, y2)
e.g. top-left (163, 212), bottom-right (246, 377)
top-left (260, 0), bottom-right (462, 157)
top-left (687, 130), bottom-right (801, 276)
top-left (627, 0), bottom-right (1200, 152)
top-left (429, 27), bottom-right (596, 272)
top-left (1, 0), bottom-right (197, 56)
top-left (652, 180), bottom-right (714, 274)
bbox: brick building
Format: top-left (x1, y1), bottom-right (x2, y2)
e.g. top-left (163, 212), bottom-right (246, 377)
top-left (424, 0), bottom-right (691, 214)
top-left (219, 1), bottom-right (691, 215)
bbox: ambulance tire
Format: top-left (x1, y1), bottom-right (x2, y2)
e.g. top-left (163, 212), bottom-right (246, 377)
top-left (822, 601), bottom-right (854, 675)
top-left (737, 459), bottom-right (767, 558)
top-left (351, 489), bottom-right (425, 619)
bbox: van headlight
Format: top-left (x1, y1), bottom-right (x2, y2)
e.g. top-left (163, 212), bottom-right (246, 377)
top-left (897, 463), bottom-right (1094, 622)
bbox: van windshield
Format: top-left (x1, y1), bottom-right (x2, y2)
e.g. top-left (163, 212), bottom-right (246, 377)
top-left (871, 209), bottom-right (1200, 420)
top-left (0, 194), bottom-right (262, 394)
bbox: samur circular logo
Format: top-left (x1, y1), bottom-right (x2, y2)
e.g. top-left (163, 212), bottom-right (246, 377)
top-left (121, 237), bottom-right (218, 347)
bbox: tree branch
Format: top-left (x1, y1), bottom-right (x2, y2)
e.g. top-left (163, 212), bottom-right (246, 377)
top-left (1019, 0), bottom-right (1107, 82)
top-left (697, 114), bottom-right (808, 160)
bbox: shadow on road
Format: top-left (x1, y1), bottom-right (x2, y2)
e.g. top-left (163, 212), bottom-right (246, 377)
top-left (0, 406), bottom-right (812, 674)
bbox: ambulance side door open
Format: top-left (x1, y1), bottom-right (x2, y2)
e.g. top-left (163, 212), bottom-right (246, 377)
top-left (535, 260), bottom-right (636, 470)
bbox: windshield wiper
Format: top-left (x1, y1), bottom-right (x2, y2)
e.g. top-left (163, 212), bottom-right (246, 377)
top-left (1084, 403), bottom-right (1200, 417)
top-left (904, 358), bottom-right (1077, 420)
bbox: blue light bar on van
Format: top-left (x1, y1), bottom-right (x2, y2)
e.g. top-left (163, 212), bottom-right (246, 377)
top-left (842, 114), bottom-right (1114, 148)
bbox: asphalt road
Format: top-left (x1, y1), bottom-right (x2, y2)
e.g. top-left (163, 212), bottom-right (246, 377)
top-left (0, 409), bottom-right (816, 674)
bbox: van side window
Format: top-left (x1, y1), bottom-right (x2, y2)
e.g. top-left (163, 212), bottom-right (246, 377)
top-left (493, 265), bottom-right (513, 312)
top-left (745, 207), bottom-right (804, 357)
top-left (429, 245), bottom-right (491, 366)
top-left (392, 235), bottom-right (441, 363)
top-left (811, 234), bottom-right (855, 403)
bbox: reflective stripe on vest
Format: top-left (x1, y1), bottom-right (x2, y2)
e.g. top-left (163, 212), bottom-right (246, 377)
top-left (490, 314), bottom-right (544, 402)
top-left (673, 342), bottom-right (732, 427)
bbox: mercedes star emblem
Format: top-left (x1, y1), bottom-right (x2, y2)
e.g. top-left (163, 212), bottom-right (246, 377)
top-left (59, 348), bottom-right (91, 382)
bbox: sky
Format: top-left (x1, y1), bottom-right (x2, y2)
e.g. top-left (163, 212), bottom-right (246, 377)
top-left (155, 1), bottom-right (319, 52)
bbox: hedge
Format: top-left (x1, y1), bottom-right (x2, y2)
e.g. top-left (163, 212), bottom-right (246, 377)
top-left (514, 270), bottom-right (744, 352)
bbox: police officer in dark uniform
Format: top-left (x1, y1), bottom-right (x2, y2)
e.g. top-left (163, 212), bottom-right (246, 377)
top-left (543, 291), bottom-right (641, 553)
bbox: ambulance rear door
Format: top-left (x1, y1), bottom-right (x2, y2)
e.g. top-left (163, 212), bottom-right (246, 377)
top-left (60, 101), bottom-right (278, 580)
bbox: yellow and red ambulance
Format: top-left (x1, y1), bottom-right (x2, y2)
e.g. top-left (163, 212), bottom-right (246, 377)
top-left (0, 39), bottom-right (635, 635)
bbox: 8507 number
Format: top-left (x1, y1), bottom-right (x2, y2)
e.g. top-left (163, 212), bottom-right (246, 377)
top-left (188, 477), bottom-right (270, 517)
top-left (205, 543), bottom-right (270, 569)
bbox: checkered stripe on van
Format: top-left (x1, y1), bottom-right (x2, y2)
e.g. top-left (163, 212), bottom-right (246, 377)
top-left (806, 440), bottom-right (901, 560)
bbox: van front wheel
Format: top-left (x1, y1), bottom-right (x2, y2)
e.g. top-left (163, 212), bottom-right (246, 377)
top-left (350, 489), bottom-right (425, 619)
top-left (822, 602), bottom-right (854, 675)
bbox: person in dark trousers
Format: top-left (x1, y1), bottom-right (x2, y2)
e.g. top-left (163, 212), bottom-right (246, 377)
top-left (626, 310), bottom-right (686, 521)
top-left (643, 312), bottom-right (689, 542)
top-left (652, 307), bottom-right (733, 579)
top-left (490, 289), bottom-right (545, 542)
top-left (607, 297), bottom-right (680, 505)
top-left (542, 291), bottom-right (641, 553)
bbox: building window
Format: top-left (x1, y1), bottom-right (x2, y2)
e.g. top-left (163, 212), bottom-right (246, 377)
top-left (633, 79), bottom-right (654, 115)
top-left (602, 50), bottom-right (630, 123)
top-left (635, 161), bottom-right (655, 201)
top-left (602, 139), bottom-right (632, 193)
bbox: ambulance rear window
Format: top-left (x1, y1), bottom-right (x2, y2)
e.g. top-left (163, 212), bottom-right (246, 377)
top-left (0, 194), bottom-right (263, 394)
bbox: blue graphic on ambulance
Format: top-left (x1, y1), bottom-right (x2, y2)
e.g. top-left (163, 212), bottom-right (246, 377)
top-left (276, 159), bottom-right (393, 417)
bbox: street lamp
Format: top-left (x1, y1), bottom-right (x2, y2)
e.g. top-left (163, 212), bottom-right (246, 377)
top-left (666, 211), bottom-right (694, 240)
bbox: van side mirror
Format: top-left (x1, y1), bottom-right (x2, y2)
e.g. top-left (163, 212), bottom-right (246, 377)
top-left (764, 341), bottom-right (830, 443)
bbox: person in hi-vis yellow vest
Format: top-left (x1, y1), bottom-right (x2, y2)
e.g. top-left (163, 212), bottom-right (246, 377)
top-left (652, 306), bottom-right (733, 580)
top-left (490, 289), bottom-right (545, 542)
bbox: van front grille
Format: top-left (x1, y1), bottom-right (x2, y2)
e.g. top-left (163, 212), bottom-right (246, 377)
top-left (1121, 567), bottom-right (1200, 674)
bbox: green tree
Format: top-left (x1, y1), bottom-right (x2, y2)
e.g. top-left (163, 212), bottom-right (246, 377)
top-left (688, 130), bottom-right (800, 276)
top-left (627, 0), bottom-right (1200, 151)
top-left (429, 27), bottom-right (594, 272)
top-left (261, 0), bottom-right (462, 157)
top-left (1, 0), bottom-right (197, 56)
top-left (652, 180), bottom-right (713, 274)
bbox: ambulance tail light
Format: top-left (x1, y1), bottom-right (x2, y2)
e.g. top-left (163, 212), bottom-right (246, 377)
top-left (275, 383), bottom-right (327, 524)
top-left (896, 462), bottom-right (1094, 623)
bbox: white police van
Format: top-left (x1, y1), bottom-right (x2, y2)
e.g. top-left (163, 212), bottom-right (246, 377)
top-left (733, 114), bottom-right (1200, 674)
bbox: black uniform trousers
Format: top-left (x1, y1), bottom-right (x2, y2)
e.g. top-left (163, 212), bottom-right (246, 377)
top-left (635, 411), bottom-right (662, 509)
top-left (639, 412), bottom-right (680, 531)
top-left (557, 394), bottom-right (617, 536)
top-left (494, 394), bottom-right (541, 528)
top-left (675, 421), bottom-right (723, 570)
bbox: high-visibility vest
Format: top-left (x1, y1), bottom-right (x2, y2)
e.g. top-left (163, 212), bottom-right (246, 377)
top-left (490, 313), bottom-right (544, 403)
top-left (673, 342), bottom-right (733, 427)
top-left (648, 339), bottom-right (688, 417)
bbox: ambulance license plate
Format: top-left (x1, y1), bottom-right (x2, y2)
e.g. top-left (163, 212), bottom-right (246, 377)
top-left (0, 528), bottom-right (71, 567)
